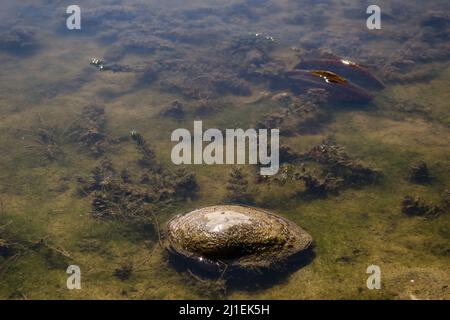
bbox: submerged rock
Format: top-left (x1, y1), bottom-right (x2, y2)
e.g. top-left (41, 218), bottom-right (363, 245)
top-left (165, 205), bottom-right (313, 274)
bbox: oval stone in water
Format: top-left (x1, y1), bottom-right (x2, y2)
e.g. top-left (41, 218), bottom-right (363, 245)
top-left (165, 205), bottom-right (313, 272)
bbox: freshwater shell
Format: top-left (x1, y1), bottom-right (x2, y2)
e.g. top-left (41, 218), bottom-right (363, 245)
top-left (165, 205), bottom-right (313, 272)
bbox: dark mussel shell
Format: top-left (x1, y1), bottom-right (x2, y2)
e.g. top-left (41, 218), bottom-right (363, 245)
top-left (294, 58), bottom-right (385, 90)
top-left (165, 205), bottom-right (313, 275)
top-left (286, 69), bottom-right (374, 103)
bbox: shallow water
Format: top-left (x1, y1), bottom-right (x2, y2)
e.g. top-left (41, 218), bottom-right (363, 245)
top-left (0, 0), bottom-right (449, 299)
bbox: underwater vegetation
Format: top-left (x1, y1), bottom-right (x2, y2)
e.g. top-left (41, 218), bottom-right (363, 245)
top-left (16, 105), bottom-right (109, 161)
top-left (0, 0), bottom-right (449, 300)
top-left (0, 27), bottom-right (38, 54)
top-left (78, 134), bottom-right (199, 222)
top-left (17, 115), bottom-right (65, 161)
top-left (67, 105), bottom-right (108, 157)
top-left (257, 89), bottom-right (330, 135)
top-left (225, 167), bottom-right (254, 204)
top-left (401, 195), bottom-right (441, 218)
top-left (257, 138), bottom-right (382, 198)
top-left (408, 161), bottom-right (432, 184)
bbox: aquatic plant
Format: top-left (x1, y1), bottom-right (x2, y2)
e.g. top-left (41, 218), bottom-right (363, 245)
top-left (78, 136), bottom-right (199, 222)
top-left (409, 161), bottom-right (432, 183)
top-left (193, 98), bottom-right (219, 115)
top-left (173, 167), bottom-right (199, 200)
top-left (17, 106), bottom-right (107, 161)
top-left (0, 220), bottom-right (14, 259)
top-left (120, 169), bottom-right (133, 184)
top-left (226, 33), bottom-right (275, 56)
top-left (0, 219), bottom-right (72, 277)
top-left (0, 27), bottom-right (37, 53)
top-left (401, 196), bottom-right (441, 218)
top-left (442, 190), bottom-right (450, 210)
top-left (209, 72), bottom-right (252, 96)
top-left (302, 139), bottom-right (382, 186)
top-left (266, 164), bottom-right (340, 197)
top-left (300, 171), bottom-right (340, 196)
top-left (114, 262), bottom-right (134, 281)
top-left (67, 105), bottom-right (108, 157)
top-left (17, 115), bottom-right (65, 161)
top-left (258, 89), bottom-right (329, 136)
top-left (130, 131), bottom-right (156, 168)
top-left (261, 138), bottom-right (381, 198)
top-left (0, 239), bottom-right (12, 258)
top-left (225, 167), bottom-right (253, 204)
top-left (137, 63), bottom-right (161, 85)
top-left (79, 159), bottom-right (155, 221)
top-left (160, 100), bottom-right (185, 119)
top-left (279, 144), bottom-right (300, 164)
